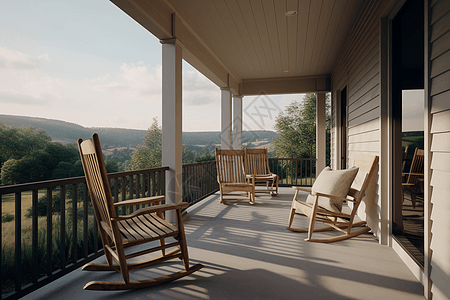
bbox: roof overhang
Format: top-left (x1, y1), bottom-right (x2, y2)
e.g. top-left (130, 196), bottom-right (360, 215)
top-left (111, 0), bottom-right (364, 95)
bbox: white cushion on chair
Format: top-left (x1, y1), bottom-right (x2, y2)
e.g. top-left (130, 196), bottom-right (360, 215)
top-left (306, 167), bottom-right (359, 212)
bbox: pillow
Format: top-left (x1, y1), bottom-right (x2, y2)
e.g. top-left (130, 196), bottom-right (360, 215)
top-left (306, 166), bottom-right (359, 212)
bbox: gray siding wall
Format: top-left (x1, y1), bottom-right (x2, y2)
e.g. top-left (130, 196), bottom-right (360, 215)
top-left (330, 0), bottom-right (382, 238)
top-left (429, 0), bottom-right (450, 298)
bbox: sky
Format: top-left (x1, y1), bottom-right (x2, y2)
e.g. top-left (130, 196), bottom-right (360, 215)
top-left (402, 90), bottom-right (424, 132)
top-left (0, 0), bottom-right (305, 132)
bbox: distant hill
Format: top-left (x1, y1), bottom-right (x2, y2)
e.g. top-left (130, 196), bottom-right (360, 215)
top-left (402, 130), bottom-right (424, 151)
top-left (0, 115), bottom-right (278, 147)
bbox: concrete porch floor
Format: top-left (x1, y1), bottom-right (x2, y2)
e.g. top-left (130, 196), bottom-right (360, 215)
top-left (23, 187), bottom-right (424, 300)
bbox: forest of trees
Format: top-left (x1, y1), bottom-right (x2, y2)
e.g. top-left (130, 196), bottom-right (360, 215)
top-left (0, 119), bottom-right (217, 186)
top-left (0, 123), bottom-right (118, 185)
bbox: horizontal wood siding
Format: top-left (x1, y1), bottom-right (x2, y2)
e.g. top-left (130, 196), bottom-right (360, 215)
top-left (429, 0), bottom-right (450, 298)
top-left (330, 0), bottom-right (382, 238)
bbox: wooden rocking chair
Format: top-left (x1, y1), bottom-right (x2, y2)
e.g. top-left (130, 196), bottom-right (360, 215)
top-left (215, 148), bottom-right (255, 204)
top-left (287, 154), bottom-right (379, 243)
top-left (402, 148), bottom-right (424, 209)
top-left (244, 148), bottom-right (279, 195)
top-left (78, 134), bottom-right (203, 290)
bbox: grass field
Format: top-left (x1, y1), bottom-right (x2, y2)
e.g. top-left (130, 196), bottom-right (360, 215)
top-left (2, 190), bottom-right (48, 220)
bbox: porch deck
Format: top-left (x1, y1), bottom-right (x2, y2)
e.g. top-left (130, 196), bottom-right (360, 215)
top-left (23, 187), bottom-right (424, 300)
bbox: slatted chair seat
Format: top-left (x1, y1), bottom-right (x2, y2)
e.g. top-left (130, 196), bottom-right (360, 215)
top-left (117, 213), bottom-right (178, 244)
top-left (244, 148), bottom-right (279, 195)
top-left (288, 154), bottom-right (379, 243)
top-left (78, 134), bottom-right (203, 290)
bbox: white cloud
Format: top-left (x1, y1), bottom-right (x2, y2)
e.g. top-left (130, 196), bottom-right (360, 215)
top-left (0, 46), bottom-right (227, 131)
top-left (0, 90), bottom-right (48, 105)
top-left (0, 47), bottom-right (39, 70)
top-left (38, 53), bottom-right (50, 62)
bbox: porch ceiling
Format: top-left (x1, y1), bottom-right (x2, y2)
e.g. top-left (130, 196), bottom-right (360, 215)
top-left (112, 0), bottom-right (364, 95)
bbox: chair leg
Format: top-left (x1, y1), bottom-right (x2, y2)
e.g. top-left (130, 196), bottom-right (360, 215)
top-left (117, 245), bottom-right (130, 284)
top-left (411, 190), bottom-right (416, 209)
top-left (287, 208), bottom-right (296, 229)
top-left (219, 186), bottom-right (224, 204)
top-left (305, 196), bottom-right (319, 241)
top-left (160, 238), bottom-right (166, 256)
top-left (176, 209), bottom-right (190, 270)
top-left (273, 176), bottom-right (279, 195)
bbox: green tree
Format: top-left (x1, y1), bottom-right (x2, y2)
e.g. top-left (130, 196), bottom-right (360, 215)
top-left (273, 93), bottom-right (330, 163)
top-left (129, 118), bottom-right (162, 170)
top-left (182, 148), bottom-right (196, 164)
top-left (0, 123), bottom-right (51, 166)
top-left (195, 147), bottom-right (215, 162)
top-left (105, 159), bottom-right (119, 173)
top-left (44, 142), bottom-right (79, 169)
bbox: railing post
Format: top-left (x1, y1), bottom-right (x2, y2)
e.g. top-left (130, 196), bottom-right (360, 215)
top-left (46, 188), bottom-right (52, 276)
top-left (72, 184), bottom-right (77, 264)
top-left (32, 190), bottom-right (38, 283)
top-left (83, 184), bottom-right (88, 259)
top-left (60, 186), bottom-right (66, 271)
top-left (14, 192), bottom-right (21, 292)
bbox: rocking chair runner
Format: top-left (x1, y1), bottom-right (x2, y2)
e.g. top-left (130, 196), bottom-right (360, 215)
top-left (287, 154), bottom-right (379, 243)
top-left (78, 134), bottom-right (203, 291)
top-left (244, 148), bottom-right (279, 195)
top-left (215, 148), bottom-right (256, 204)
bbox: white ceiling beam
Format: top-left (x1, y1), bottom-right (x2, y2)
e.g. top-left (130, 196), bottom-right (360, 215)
top-left (240, 75), bottom-right (330, 96)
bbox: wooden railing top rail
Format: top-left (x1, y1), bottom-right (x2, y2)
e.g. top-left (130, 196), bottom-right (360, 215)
top-left (182, 161), bottom-right (216, 167)
top-left (268, 158), bottom-right (317, 161)
top-left (0, 166), bottom-right (170, 195)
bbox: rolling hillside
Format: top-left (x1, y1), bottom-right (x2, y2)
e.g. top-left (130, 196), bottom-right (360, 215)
top-left (0, 115), bottom-right (278, 147)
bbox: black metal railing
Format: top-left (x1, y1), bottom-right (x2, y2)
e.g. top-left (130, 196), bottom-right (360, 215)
top-left (182, 161), bottom-right (219, 205)
top-left (269, 158), bottom-right (317, 186)
top-left (0, 166), bottom-right (167, 300)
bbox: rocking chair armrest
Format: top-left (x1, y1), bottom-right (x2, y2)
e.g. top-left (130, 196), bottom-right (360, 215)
top-left (292, 186), bottom-right (312, 193)
top-left (113, 195), bottom-right (165, 207)
top-left (402, 172), bottom-right (424, 177)
top-left (111, 202), bottom-right (189, 221)
top-left (312, 191), bottom-right (355, 203)
top-left (292, 186), bottom-right (355, 202)
top-left (245, 174), bottom-right (255, 183)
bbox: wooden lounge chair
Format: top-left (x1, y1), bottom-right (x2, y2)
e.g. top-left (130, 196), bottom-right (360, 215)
top-left (402, 148), bottom-right (424, 209)
top-left (287, 154), bottom-right (379, 243)
top-left (244, 148), bottom-right (279, 195)
top-left (78, 134), bottom-right (203, 291)
top-left (215, 148), bottom-right (255, 204)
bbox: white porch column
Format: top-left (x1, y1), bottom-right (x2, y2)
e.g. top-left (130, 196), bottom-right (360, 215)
top-left (316, 93), bottom-right (326, 171)
top-left (161, 39), bottom-right (182, 223)
top-left (232, 95), bottom-right (243, 150)
top-left (221, 88), bottom-right (232, 149)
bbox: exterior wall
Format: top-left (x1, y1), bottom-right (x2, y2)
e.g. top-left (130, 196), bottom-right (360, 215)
top-left (428, 0), bottom-right (450, 298)
top-left (332, 0), bottom-right (450, 298)
top-left (330, 0), bottom-right (383, 239)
